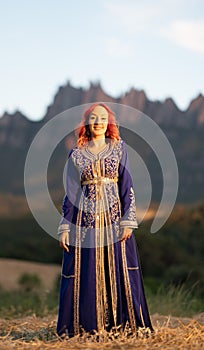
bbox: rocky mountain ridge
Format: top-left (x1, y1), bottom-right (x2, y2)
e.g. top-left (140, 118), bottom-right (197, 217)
top-left (0, 81), bottom-right (203, 204)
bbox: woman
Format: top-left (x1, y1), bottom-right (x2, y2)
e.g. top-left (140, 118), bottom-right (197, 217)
top-left (57, 102), bottom-right (154, 337)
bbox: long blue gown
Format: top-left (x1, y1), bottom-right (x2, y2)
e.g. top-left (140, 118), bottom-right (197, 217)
top-left (57, 138), bottom-right (154, 337)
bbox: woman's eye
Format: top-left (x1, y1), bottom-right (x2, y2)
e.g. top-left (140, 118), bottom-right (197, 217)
top-left (89, 116), bottom-right (95, 121)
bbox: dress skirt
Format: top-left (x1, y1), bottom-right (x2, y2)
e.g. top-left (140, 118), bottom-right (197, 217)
top-left (57, 234), bottom-right (154, 337)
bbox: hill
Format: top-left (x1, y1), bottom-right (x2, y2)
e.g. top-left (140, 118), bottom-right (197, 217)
top-left (0, 202), bottom-right (204, 298)
top-left (0, 81), bottom-right (204, 212)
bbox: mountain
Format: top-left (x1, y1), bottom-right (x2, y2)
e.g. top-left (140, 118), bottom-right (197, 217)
top-left (0, 81), bottom-right (204, 215)
top-left (43, 83), bottom-right (204, 128)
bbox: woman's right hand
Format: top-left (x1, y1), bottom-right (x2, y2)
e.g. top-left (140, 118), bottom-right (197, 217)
top-left (59, 231), bottom-right (69, 252)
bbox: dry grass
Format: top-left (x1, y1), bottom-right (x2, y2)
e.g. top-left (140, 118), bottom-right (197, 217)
top-left (0, 313), bottom-right (204, 350)
top-left (0, 258), bottom-right (61, 291)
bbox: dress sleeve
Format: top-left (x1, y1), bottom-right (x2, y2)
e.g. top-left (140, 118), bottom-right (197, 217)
top-left (118, 140), bottom-right (138, 229)
top-left (57, 149), bottom-right (81, 241)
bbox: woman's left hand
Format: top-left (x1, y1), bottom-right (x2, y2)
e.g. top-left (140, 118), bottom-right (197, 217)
top-left (121, 227), bottom-right (133, 241)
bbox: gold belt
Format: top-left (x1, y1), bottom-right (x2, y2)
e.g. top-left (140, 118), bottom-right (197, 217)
top-left (81, 177), bottom-right (118, 185)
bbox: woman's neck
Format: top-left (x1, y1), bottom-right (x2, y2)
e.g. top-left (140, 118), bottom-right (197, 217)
top-left (89, 137), bottom-right (106, 148)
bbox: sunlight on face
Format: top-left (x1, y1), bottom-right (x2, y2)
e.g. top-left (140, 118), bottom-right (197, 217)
top-left (88, 105), bottom-right (109, 138)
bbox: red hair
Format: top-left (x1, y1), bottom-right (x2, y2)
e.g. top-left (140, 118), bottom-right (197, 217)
top-left (76, 102), bottom-right (120, 147)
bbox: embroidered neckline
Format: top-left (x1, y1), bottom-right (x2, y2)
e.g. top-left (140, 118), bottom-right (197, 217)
top-left (79, 139), bottom-right (122, 161)
top-left (83, 141), bottom-right (113, 160)
top-left (86, 142), bottom-right (109, 158)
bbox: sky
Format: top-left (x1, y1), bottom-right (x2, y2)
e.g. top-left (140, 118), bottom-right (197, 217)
top-left (0, 0), bottom-right (204, 121)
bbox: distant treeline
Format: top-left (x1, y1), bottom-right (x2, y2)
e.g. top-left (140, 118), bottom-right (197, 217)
top-left (0, 203), bottom-right (204, 297)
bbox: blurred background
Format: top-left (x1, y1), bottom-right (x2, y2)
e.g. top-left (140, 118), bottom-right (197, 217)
top-left (0, 0), bottom-right (203, 318)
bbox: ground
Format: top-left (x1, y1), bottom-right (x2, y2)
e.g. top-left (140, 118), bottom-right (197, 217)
top-left (0, 258), bottom-right (61, 291)
top-left (0, 258), bottom-right (203, 349)
top-left (0, 313), bottom-right (204, 349)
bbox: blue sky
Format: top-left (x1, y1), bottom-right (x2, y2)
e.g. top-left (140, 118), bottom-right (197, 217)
top-left (0, 0), bottom-right (204, 121)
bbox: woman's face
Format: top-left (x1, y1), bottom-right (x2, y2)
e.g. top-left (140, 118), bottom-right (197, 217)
top-left (88, 105), bottom-right (109, 139)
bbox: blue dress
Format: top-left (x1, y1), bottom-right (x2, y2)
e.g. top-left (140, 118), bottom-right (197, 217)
top-left (57, 139), bottom-right (154, 337)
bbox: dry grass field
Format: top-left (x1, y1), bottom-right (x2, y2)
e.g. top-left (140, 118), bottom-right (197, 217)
top-left (0, 258), bottom-right (61, 291)
top-left (0, 259), bottom-right (203, 349)
top-left (0, 313), bottom-right (203, 349)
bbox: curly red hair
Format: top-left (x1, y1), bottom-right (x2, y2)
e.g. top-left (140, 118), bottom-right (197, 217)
top-left (76, 102), bottom-right (120, 147)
